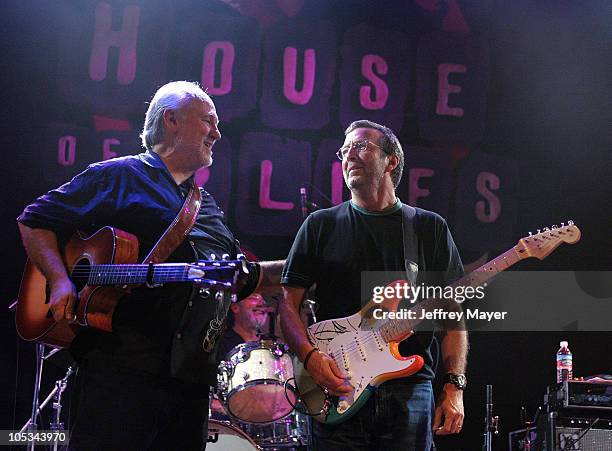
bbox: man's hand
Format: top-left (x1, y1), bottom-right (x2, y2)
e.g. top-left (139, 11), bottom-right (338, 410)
top-left (433, 384), bottom-right (464, 435)
top-left (18, 224), bottom-right (78, 322)
top-left (306, 350), bottom-right (353, 396)
top-left (48, 277), bottom-right (78, 322)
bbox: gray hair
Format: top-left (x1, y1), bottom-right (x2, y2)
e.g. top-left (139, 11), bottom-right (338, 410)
top-left (140, 81), bottom-right (211, 149)
top-left (344, 120), bottom-right (404, 188)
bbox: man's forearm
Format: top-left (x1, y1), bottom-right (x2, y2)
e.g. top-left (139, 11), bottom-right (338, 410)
top-left (18, 223), bottom-right (68, 284)
top-left (441, 330), bottom-right (468, 373)
top-left (279, 286), bottom-right (315, 361)
top-left (256, 260), bottom-right (285, 293)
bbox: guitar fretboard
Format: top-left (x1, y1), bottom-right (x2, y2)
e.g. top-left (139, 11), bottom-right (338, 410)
top-left (379, 247), bottom-right (522, 342)
top-left (75, 263), bottom-right (194, 286)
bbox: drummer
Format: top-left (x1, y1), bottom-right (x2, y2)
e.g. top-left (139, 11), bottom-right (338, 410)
top-left (211, 292), bottom-right (271, 416)
top-left (216, 292), bottom-right (271, 361)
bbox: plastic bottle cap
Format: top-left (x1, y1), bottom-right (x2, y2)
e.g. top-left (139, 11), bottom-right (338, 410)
top-left (560, 341), bottom-right (568, 347)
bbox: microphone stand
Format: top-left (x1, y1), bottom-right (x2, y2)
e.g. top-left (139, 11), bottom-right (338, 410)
top-left (482, 384), bottom-right (498, 451)
top-left (19, 360), bottom-right (75, 450)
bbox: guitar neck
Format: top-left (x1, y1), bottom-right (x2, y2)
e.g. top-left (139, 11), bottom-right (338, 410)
top-left (382, 246), bottom-right (524, 341)
top-left (83, 263), bottom-right (198, 286)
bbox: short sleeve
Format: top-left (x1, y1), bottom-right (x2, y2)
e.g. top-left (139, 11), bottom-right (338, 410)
top-left (433, 217), bottom-right (464, 285)
top-left (281, 214), bottom-right (317, 289)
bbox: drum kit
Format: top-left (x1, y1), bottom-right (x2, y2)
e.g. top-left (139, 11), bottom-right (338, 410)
top-left (10, 290), bottom-right (318, 451)
top-left (210, 340), bottom-right (311, 450)
top-left (208, 298), bottom-right (319, 450)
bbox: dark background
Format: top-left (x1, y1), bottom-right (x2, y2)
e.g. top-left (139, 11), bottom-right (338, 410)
top-left (2, 1), bottom-right (611, 449)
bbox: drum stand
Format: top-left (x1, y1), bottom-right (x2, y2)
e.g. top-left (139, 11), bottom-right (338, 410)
top-left (18, 343), bottom-right (76, 451)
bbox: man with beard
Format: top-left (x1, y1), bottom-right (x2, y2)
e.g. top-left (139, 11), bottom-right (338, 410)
top-left (17, 81), bottom-right (283, 450)
top-left (216, 292), bottom-right (271, 362)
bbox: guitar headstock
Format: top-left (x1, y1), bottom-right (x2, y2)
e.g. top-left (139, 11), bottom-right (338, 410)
top-left (187, 256), bottom-right (251, 291)
top-left (515, 221), bottom-right (581, 260)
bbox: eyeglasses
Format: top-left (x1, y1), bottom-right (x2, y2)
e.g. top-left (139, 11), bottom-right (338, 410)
top-left (336, 139), bottom-right (382, 160)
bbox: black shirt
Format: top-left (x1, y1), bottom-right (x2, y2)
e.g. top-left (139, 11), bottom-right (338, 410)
top-left (281, 201), bottom-right (463, 379)
top-left (215, 328), bottom-right (247, 367)
top-left (17, 150), bottom-right (258, 385)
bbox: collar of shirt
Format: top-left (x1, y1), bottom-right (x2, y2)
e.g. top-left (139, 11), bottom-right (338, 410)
top-left (349, 197), bottom-right (402, 216)
top-left (140, 149), bottom-right (195, 196)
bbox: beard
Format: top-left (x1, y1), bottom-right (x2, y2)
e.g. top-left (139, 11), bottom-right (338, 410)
top-left (344, 164), bottom-right (386, 191)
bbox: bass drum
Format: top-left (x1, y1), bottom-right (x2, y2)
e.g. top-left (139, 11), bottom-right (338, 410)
top-left (205, 419), bottom-right (260, 450)
top-left (218, 340), bottom-right (296, 423)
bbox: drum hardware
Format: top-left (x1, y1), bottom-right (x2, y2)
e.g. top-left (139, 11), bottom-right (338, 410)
top-left (236, 411), bottom-right (311, 449)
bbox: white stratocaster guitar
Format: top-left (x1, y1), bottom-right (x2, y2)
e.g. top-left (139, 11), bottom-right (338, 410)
top-left (292, 222), bottom-right (581, 424)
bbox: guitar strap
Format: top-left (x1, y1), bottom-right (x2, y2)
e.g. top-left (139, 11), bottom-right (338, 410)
top-left (142, 181), bottom-right (202, 264)
top-left (400, 204), bottom-right (419, 285)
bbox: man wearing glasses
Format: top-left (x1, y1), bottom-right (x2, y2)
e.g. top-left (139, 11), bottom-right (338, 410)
top-left (280, 120), bottom-right (467, 450)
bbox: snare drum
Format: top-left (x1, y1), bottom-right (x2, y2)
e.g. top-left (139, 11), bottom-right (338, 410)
top-left (206, 419), bottom-right (259, 450)
top-left (238, 411), bottom-right (311, 449)
top-left (218, 340), bottom-right (297, 423)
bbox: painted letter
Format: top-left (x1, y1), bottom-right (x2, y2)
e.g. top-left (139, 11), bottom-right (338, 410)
top-left (283, 47), bottom-right (316, 105)
top-left (331, 161), bottom-right (344, 205)
top-left (436, 63), bottom-right (467, 117)
top-left (360, 54), bottom-right (389, 110)
top-left (202, 41), bottom-right (235, 95)
top-left (89, 3), bottom-right (140, 85)
top-left (102, 138), bottom-right (119, 160)
top-left (57, 136), bottom-right (76, 166)
top-left (259, 160), bottom-right (294, 210)
top-left (475, 171), bottom-right (501, 223)
top-left (409, 168), bottom-right (434, 205)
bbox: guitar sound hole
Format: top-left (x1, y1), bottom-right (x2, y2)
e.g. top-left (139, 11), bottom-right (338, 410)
top-left (70, 258), bottom-right (91, 292)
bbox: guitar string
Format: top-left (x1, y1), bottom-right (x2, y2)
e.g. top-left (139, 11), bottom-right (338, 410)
top-left (316, 251), bottom-right (516, 359)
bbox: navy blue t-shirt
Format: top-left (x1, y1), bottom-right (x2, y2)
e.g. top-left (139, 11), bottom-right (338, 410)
top-left (17, 150), bottom-right (258, 385)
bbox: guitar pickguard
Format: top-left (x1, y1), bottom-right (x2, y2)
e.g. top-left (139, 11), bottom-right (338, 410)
top-left (303, 312), bottom-right (424, 424)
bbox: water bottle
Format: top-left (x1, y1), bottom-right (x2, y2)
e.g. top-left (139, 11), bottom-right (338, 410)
top-left (556, 340), bottom-right (572, 383)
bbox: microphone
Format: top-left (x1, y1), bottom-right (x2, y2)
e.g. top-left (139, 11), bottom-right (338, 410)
top-left (300, 187), bottom-right (308, 219)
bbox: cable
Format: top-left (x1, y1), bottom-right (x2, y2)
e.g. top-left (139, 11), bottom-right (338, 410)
top-left (283, 378), bottom-right (330, 418)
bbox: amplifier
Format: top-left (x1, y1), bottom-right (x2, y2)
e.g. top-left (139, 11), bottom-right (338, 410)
top-left (552, 425), bottom-right (612, 451)
top-left (546, 381), bottom-right (612, 411)
top-left (509, 415), bottom-right (612, 450)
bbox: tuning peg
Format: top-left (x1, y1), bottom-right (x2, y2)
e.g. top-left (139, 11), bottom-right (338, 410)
top-left (551, 225), bottom-right (558, 229)
top-left (221, 253), bottom-right (230, 260)
top-left (537, 229), bottom-right (541, 234)
top-left (209, 254), bottom-right (217, 260)
top-left (568, 220), bottom-right (574, 225)
top-left (561, 222), bottom-right (565, 227)
top-left (543, 227), bottom-right (550, 232)
top-left (528, 231), bottom-right (533, 237)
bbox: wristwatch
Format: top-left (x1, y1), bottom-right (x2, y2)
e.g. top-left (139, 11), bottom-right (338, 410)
top-left (443, 373), bottom-right (467, 390)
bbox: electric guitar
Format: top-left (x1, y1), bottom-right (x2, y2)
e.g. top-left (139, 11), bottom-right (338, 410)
top-left (292, 222), bottom-right (581, 425)
top-left (15, 226), bottom-right (249, 348)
